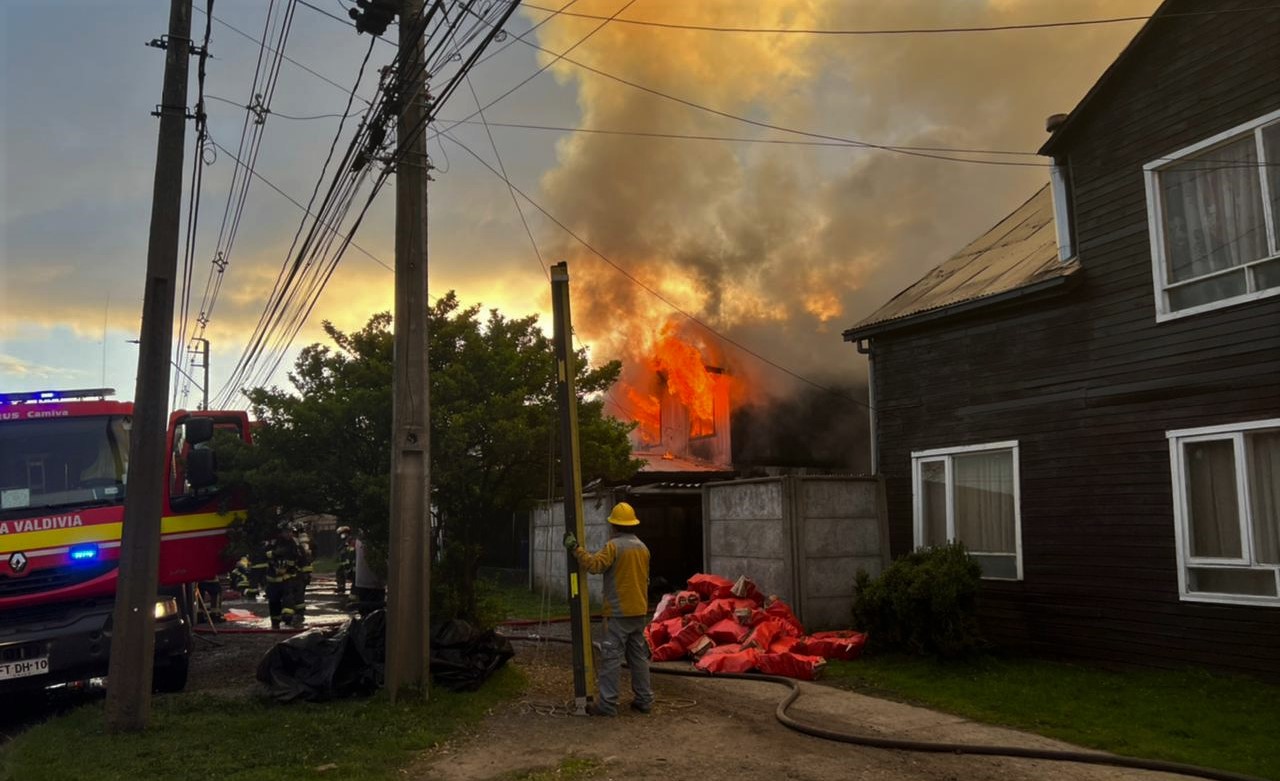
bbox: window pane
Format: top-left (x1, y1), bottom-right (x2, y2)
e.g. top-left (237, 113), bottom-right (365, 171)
top-left (1160, 136), bottom-right (1267, 283)
top-left (1185, 439), bottom-right (1242, 558)
top-left (1264, 123), bottom-right (1280, 249)
top-left (1251, 256), bottom-right (1280, 293)
top-left (1247, 430), bottom-right (1280, 565)
top-left (953, 451), bottom-right (1015, 554)
top-left (1188, 567), bottom-right (1277, 597)
top-left (920, 460), bottom-right (947, 547)
top-left (1168, 270), bottom-right (1247, 310)
top-left (971, 553), bottom-right (1019, 579)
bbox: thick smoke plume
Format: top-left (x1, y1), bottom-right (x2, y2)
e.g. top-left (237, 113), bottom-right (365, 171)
top-left (528, 0), bottom-right (1158, 459)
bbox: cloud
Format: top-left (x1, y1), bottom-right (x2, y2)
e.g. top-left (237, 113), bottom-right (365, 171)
top-left (0, 353), bottom-right (85, 381)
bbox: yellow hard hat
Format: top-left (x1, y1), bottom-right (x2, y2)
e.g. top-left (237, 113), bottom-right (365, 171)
top-left (607, 502), bottom-right (639, 526)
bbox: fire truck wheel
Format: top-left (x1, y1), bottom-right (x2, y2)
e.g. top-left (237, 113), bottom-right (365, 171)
top-left (152, 655), bottom-right (190, 693)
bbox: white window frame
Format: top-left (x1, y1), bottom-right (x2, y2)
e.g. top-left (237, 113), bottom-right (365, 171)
top-left (911, 440), bottom-right (1023, 581)
top-left (1168, 418), bottom-right (1280, 607)
top-left (1143, 108), bottom-right (1280, 322)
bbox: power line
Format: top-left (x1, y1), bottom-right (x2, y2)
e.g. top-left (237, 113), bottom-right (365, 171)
top-left (438, 129), bottom-right (869, 409)
top-left (517, 3), bottom-right (1280, 35)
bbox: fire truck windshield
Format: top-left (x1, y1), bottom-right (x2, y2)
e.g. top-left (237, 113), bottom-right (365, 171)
top-left (0, 415), bottom-right (130, 516)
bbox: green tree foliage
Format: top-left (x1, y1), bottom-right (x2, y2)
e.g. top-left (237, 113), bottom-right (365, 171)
top-left (218, 294), bottom-right (641, 621)
top-left (851, 542), bottom-right (986, 659)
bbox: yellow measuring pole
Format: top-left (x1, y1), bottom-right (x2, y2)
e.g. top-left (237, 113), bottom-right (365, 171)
top-left (550, 262), bottom-right (597, 711)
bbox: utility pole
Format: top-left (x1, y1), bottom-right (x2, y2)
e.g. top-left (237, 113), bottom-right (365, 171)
top-left (386, 0), bottom-right (432, 702)
top-left (550, 261), bottom-right (597, 714)
top-left (190, 337), bottom-right (209, 410)
top-left (106, 0), bottom-right (192, 733)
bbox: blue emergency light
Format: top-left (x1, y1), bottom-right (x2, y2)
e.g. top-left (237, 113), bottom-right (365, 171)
top-left (69, 544), bottom-right (100, 562)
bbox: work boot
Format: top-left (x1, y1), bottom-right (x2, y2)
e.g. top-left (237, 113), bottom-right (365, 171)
top-left (585, 703), bottom-right (616, 717)
top-left (630, 700), bottom-right (652, 714)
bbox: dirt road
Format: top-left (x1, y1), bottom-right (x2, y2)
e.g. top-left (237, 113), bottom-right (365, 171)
top-left (413, 640), bottom-right (1188, 781)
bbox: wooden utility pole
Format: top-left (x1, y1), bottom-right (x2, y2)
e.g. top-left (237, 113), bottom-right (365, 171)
top-left (106, 0), bottom-right (192, 732)
top-left (550, 262), bottom-right (597, 714)
top-left (386, 0), bottom-right (432, 702)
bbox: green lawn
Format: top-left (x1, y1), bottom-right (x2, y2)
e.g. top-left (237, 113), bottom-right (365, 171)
top-left (0, 667), bottom-right (525, 781)
top-left (824, 654), bottom-right (1280, 780)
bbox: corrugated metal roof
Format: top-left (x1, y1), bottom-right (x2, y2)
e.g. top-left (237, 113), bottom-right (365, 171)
top-left (846, 185), bottom-right (1078, 336)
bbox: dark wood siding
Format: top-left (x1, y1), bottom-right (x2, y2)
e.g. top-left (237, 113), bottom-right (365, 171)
top-left (870, 0), bottom-right (1280, 678)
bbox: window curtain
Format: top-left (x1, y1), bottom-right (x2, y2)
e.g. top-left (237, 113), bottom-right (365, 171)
top-left (1185, 439), bottom-right (1242, 558)
top-left (1160, 136), bottom-right (1267, 282)
top-left (1249, 430), bottom-right (1280, 564)
top-left (1265, 124), bottom-right (1280, 250)
top-left (953, 451), bottom-right (1015, 554)
top-left (920, 460), bottom-right (947, 547)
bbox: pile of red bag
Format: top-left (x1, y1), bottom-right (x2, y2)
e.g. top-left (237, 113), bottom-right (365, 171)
top-left (645, 573), bottom-right (866, 680)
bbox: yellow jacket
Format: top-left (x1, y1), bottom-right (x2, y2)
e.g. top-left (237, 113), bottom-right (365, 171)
top-left (574, 533), bottom-right (650, 618)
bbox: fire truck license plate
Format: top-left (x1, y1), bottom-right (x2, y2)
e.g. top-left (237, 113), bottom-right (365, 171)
top-left (0, 656), bottom-right (49, 681)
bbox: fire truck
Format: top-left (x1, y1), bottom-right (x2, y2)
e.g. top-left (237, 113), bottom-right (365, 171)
top-left (0, 388), bottom-right (250, 694)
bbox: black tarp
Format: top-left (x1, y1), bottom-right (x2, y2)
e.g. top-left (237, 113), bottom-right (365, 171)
top-left (256, 611), bottom-right (513, 702)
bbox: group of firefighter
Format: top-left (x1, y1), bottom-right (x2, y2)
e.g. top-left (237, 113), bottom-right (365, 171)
top-left (228, 522), bottom-right (359, 629)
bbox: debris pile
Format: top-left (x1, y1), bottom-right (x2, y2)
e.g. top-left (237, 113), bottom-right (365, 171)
top-left (646, 573), bottom-right (866, 680)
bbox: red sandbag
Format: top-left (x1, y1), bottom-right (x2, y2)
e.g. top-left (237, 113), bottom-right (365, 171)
top-left (695, 648), bottom-right (760, 674)
top-left (768, 635), bottom-right (801, 654)
top-left (742, 618), bottom-right (787, 651)
top-left (652, 641), bottom-right (687, 662)
top-left (652, 593), bottom-right (682, 622)
top-left (763, 596), bottom-right (805, 636)
top-left (755, 652), bottom-right (826, 680)
top-left (706, 617), bottom-right (748, 645)
top-left (672, 621), bottom-right (707, 648)
top-left (660, 617), bottom-right (687, 638)
top-left (701, 642), bottom-right (743, 656)
top-left (795, 631), bottom-right (867, 661)
top-left (687, 573), bottom-right (734, 600)
top-left (646, 622), bottom-right (670, 649)
top-left (692, 600), bottom-right (731, 627)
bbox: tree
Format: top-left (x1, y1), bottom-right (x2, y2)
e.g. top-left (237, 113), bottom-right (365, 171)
top-left (219, 293), bottom-right (640, 621)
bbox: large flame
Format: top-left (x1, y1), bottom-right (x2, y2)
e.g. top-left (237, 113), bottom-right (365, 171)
top-left (616, 319), bottom-right (724, 447)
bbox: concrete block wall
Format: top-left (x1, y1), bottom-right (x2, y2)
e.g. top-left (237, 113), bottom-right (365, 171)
top-left (703, 479), bottom-right (797, 604)
top-left (795, 477), bottom-right (886, 629)
top-left (530, 490), bottom-right (620, 602)
top-left (703, 476), bottom-right (887, 631)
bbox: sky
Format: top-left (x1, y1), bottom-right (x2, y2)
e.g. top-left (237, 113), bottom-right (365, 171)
top-left (0, 0), bottom-right (1161, 410)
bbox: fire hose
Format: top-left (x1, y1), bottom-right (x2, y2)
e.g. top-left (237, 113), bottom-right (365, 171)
top-left (502, 633), bottom-right (1267, 781)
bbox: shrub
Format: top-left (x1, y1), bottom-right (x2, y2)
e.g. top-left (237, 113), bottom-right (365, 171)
top-left (852, 542), bottom-right (985, 659)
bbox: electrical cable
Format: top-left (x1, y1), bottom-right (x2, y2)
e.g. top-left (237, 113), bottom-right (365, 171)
top-left (517, 3), bottom-right (1280, 36)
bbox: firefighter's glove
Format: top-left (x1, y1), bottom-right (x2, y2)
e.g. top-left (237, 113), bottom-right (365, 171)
top-left (563, 532), bottom-right (579, 551)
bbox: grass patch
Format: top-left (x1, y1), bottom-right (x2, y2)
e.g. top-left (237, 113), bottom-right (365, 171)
top-left (504, 756), bottom-right (603, 781)
top-left (484, 580), bottom-right (600, 623)
top-left (824, 654), bottom-right (1280, 779)
top-left (0, 666), bottom-right (525, 781)
top-left (310, 555), bottom-right (338, 574)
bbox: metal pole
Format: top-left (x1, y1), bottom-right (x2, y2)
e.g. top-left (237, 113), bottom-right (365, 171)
top-left (386, 0), bottom-right (431, 702)
top-left (550, 261), bottom-right (597, 713)
top-left (105, 0), bottom-right (191, 733)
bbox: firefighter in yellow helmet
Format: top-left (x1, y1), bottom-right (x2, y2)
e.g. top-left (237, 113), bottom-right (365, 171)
top-left (563, 502), bottom-right (652, 716)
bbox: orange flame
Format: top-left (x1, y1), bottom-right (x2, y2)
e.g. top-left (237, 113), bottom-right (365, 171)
top-left (625, 386), bottom-right (661, 444)
top-left (650, 323), bottom-right (715, 436)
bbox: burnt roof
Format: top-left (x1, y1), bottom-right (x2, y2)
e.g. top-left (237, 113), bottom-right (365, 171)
top-left (843, 185), bottom-right (1079, 340)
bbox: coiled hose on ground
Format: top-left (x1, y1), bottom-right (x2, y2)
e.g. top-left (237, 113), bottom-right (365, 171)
top-left (503, 633), bottom-right (1267, 781)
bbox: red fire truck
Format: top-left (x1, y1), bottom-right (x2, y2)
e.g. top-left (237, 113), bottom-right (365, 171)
top-left (0, 388), bottom-right (250, 694)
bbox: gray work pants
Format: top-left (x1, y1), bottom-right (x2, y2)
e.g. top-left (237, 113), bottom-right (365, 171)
top-left (596, 615), bottom-right (652, 714)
